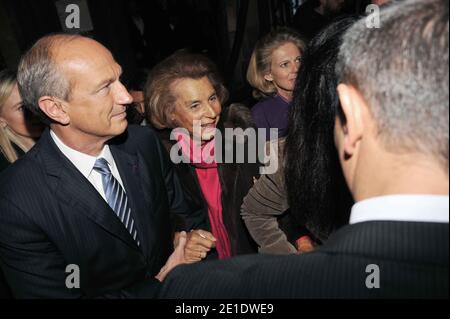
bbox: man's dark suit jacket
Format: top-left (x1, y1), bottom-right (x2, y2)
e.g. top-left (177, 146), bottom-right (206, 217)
top-left (0, 143), bottom-right (25, 174)
top-left (0, 126), bottom-right (205, 298)
top-left (160, 221), bottom-right (449, 298)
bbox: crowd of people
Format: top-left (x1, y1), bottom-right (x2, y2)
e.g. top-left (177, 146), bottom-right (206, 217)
top-left (0, 0), bottom-right (448, 299)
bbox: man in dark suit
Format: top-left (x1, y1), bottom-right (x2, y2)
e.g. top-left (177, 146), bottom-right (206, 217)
top-left (0, 34), bottom-right (205, 298)
top-left (159, 0), bottom-right (449, 298)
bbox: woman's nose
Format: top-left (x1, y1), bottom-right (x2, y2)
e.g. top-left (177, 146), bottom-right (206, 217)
top-left (205, 103), bottom-right (218, 117)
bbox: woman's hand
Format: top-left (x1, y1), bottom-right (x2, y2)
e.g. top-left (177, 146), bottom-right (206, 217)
top-left (295, 236), bottom-right (315, 254)
top-left (184, 230), bottom-right (216, 263)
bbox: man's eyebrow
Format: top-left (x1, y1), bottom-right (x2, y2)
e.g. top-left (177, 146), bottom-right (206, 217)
top-left (94, 78), bottom-right (114, 91)
top-left (94, 65), bottom-right (123, 91)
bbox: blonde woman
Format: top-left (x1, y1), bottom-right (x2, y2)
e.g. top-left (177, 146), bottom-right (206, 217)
top-left (0, 69), bottom-right (43, 172)
top-left (247, 28), bottom-right (305, 141)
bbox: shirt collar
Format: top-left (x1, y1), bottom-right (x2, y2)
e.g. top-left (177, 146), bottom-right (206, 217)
top-left (50, 130), bottom-right (114, 179)
top-left (350, 194), bottom-right (449, 225)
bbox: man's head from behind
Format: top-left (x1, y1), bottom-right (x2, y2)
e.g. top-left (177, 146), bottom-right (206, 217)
top-left (17, 34), bottom-right (132, 145)
top-left (335, 0), bottom-right (449, 200)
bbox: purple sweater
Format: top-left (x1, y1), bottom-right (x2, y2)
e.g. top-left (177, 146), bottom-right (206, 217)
top-left (251, 95), bottom-right (291, 141)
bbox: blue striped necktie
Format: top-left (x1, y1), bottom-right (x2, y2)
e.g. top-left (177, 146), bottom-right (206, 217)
top-left (93, 158), bottom-right (140, 247)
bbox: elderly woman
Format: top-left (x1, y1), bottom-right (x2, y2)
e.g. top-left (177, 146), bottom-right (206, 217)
top-left (242, 17), bottom-right (357, 255)
top-left (247, 28), bottom-right (306, 141)
top-left (145, 51), bottom-right (258, 261)
top-left (0, 69), bottom-right (43, 173)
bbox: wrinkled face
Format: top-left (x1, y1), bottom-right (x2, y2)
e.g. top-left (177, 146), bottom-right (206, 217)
top-left (58, 39), bottom-right (133, 141)
top-left (0, 84), bottom-right (43, 139)
top-left (170, 76), bottom-right (221, 142)
top-left (265, 42), bottom-right (301, 100)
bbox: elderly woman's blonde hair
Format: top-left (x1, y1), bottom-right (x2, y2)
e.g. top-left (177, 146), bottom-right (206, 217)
top-left (0, 69), bottom-right (31, 163)
top-left (144, 50), bottom-right (229, 129)
top-left (247, 27), bottom-right (305, 100)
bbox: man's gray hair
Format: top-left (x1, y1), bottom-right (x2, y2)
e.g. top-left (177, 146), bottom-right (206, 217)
top-left (336, 0), bottom-right (449, 171)
top-left (17, 34), bottom-right (82, 124)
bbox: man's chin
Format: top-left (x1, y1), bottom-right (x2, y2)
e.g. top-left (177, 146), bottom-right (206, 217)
top-left (111, 119), bottom-right (128, 136)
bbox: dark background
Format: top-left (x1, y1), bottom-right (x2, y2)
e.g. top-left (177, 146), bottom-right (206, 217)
top-left (0, 0), bottom-right (370, 103)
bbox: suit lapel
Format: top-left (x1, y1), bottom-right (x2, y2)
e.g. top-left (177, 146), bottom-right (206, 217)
top-left (40, 130), bottom-right (140, 253)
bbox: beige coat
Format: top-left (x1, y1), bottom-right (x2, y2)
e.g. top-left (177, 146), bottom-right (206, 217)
top-left (241, 138), bottom-right (298, 254)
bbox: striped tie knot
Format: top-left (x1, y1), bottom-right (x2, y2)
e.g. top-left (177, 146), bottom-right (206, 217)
top-left (93, 158), bottom-right (112, 176)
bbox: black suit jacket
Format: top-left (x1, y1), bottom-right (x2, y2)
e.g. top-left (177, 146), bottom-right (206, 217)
top-left (159, 221), bottom-right (449, 298)
top-left (0, 126), bottom-right (204, 298)
top-left (0, 143), bottom-right (25, 174)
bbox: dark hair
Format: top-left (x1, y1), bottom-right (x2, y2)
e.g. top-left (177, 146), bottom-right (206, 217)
top-left (223, 103), bottom-right (255, 130)
top-left (126, 69), bottom-right (148, 92)
top-left (285, 17), bottom-right (358, 240)
top-left (337, 0), bottom-right (449, 172)
top-left (126, 69), bottom-right (147, 125)
top-left (144, 50), bottom-right (228, 129)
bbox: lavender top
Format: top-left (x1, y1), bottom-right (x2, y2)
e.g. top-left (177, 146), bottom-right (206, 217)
top-left (251, 95), bottom-right (291, 141)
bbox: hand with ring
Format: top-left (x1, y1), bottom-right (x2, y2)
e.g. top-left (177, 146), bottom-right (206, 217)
top-left (183, 229), bottom-right (216, 264)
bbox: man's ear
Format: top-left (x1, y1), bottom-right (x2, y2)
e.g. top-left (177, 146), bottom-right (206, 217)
top-left (38, 96), bottom-right (70, 125)
top-left (337, 84), bottom-right (365, 157)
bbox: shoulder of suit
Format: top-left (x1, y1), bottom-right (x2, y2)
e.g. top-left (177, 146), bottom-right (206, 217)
top-left (0, 148), bottom-right (43, 197)
top-left (126, 124), bottom-right (159, 142)
top-left (113, 125), bottom-right (162, 153)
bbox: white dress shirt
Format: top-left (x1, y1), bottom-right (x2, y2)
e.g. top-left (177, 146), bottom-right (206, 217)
top-left (50, 130), bottom-right (126, 202)
top-left (350, 195), bottom-right (449, 225)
